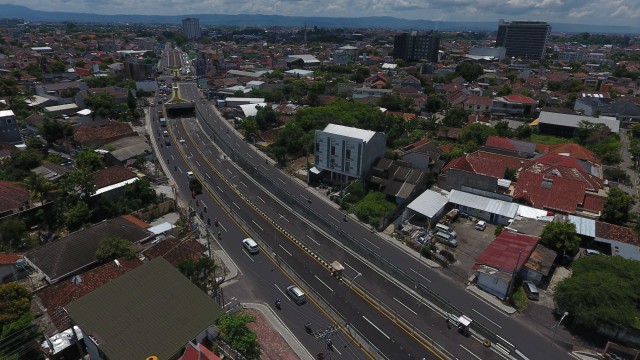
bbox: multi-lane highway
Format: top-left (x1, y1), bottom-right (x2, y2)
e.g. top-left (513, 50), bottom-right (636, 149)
top-left (156, 47), bottom-right (574, 359)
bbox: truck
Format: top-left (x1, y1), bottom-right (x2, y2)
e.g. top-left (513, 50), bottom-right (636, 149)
top-left (159, 117), bottom-right (167, 127)
top-left (189, 178), bottom-right (202, 196)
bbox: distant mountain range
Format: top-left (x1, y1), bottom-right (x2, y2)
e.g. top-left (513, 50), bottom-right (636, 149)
top-left (1, 4), bottom-right (639, 35)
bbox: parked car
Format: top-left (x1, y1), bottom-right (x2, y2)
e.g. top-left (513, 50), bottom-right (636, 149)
top-left (583, 249), bottom-right (603, 256)
top-left (522, 281), bottom-right (539, 301)
top-left (475, 220), bottom-right (486, 231)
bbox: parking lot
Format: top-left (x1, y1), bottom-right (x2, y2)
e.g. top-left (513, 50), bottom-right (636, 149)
top-left (441, 217), bottom-right (497, 282)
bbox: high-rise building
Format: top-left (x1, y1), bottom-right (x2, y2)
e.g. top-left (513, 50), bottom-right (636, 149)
top-left (393, 31), bottom-right (440, 63)
top-left (496, 20), bottom-right (551, 60)
top-left (182, 18), bottom-right (201, 40)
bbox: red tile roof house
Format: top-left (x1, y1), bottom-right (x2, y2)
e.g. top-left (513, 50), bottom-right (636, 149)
top-left (491, 94), bottom-right (538, 118)
top-left (513, 153), bottom-right (607, 217)
top-left (93, 166), bottom-right (139, 198)
top-left (473, 231), bottom-right (539, 300)
top-left (438, 151), bottom-right (523, 194)
top-left (463, 96), bottom-right (493, 114)
top-left (0, 181), bottom-right (30, 218)
top-left (0, 253), bottom-right (24, 284)
top-left (72, 121), bottom-right (137, 149)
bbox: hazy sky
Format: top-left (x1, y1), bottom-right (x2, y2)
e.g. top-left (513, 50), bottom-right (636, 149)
top-left (3, 0), bottom-right (640, 27)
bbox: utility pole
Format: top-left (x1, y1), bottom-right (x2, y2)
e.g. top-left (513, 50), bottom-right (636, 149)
top-left (313, 324), bottom-right (340, 351)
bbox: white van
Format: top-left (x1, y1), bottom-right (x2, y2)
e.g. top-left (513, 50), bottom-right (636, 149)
top-left (435, 232), bottom-right (458, 247)
top-left (435, 223), bottom-right (457, 238)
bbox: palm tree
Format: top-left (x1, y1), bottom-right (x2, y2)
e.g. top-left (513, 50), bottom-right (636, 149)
top-left (22, 173), bottom-right (53, 206)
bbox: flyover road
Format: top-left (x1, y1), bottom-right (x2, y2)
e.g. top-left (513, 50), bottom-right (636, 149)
top-left (181, 91), bottom-right (575, 360)
top-left (157, 113), bottom-right (447, 359)
top-left (152, 114), bottom-right (378, 359)
top-left (171, 114), bottom-right (508, 360)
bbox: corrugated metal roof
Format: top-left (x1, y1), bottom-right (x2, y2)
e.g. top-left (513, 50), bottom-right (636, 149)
top-left (517, 205), bottom-right (549, 219)
top-left (568, 215), bottom-right (596, 237)
top-left (407, 189), bottom-right (449, 218)
top-left (538, 111), bottom-right (620, 133)
top-left (449, 190), bottom-right (519, 218)
top-left (322, 123), bottom-right (377, 142)
top-left (66, 258), bottom-right (224, 360)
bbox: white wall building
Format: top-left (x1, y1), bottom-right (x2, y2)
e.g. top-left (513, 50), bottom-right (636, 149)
top-left (182, 18), bottom-right (201, 40)
top-left (313, 124), bottom-right (386, 180)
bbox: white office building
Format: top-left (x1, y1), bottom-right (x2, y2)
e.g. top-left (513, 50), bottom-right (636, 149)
top-left (313, 124), bottom-right (387, 180)
top-left (182, 18), bottom-right (201, 40)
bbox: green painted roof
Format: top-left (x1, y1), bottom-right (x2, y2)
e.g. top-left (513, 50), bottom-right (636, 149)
top-left (66, 257), bottom-right (223, 360)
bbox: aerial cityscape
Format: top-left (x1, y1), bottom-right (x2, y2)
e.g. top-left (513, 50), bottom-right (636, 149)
top-left (0, 6), bottom-right (639, 360)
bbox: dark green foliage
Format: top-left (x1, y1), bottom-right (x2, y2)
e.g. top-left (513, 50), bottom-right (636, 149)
top-left (40, 118), bottom-right (73, 144)
top-left (95, 236), bottom-right (135, 262)
top-left (442, 108), bottom-right (469, 128)
top-left (354, 192), bottom-right (396, 227)
top-left (603, 167), bottom-right (631, 185)
top-left (0, 77), bottom-right (19, 97)
top-left (178, 256), bottom-right (217, 292)
top-left (455, 62), bottom-right (484, 82)
top-left (574, 121), bottom-right (621, 165)
top-left (0, 219), bottom-right (27, 251)
top-left (601, 188), bottom-right (635, 225)
top-left (0, 283), bottom-right (40, 360)
top-left (459, 122), bottom-right (497, 147)
top-left (540, 221), bottom-right (580, 254)
top-left (254, 105), bottom-right (278, 130)
top-left (216, 312), bottom-right (260, 359)
top-left (504, 167), bottom-right (517, 181)
top-left (425, 94), bottom-right (446, 113)
top-left (554, 256), bottom-right (640, 330)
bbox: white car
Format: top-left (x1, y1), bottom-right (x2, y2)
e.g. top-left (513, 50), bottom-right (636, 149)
top-left (475, 220), bottom-right (486, 231)
top-left (242, 238), bottom-right (259, 254)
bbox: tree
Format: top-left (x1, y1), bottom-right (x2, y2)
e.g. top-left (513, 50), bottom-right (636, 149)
top-left (442, 108), bottom-right (468, 128)
top-left (0, 219), bottom-right (27, 251)
top-left (354, 192), bottom-right (396, 227)
top-left (127, 89), bottom-right (136, 113)
top-left (254, 105), bottom-right (278, 130)
top-left (459, 122), bottom-right (497, 147)
top-left (95, 236), bottom-right (135, 262)
top-left (216, 312), bottom-right (260, 359)
top-left (240, 117), bottom-right (259, 141)
top-left (539, 221), bottom-right (580, 254)
top-left (601, 188), bottom-right (635, 225)
top-left (65, 201), bottom-right (92, 230)
top-left (22, 173), bottom-right (53, 205)
top-left (178, 256), bottom-right (216, 292)
top-left (40, 117), bottom-right (73, 143)
top-left (455, 62), bottom-right (484, 82)
top-left (425, 94), bottom-right (446, 113)
top-left (497, 84), bottom-right (512, 96)
top-left (0, 283), bottom-right (31, 328)
top-left (554, 256), bottom-right (640, 330)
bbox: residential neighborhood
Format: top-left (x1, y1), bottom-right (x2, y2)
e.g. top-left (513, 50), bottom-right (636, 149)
top-left (0, 13), bottom-right (639, 360)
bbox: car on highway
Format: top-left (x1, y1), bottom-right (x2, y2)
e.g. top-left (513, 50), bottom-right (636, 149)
top-left (242, 238), bottom-right (259, 254)
top-left (286, 285), bottom-right (306, 305)
top-left (163, 130), bottom-right (169, 137)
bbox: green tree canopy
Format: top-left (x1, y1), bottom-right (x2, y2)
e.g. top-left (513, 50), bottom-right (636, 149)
top-left (459, 122), bottom-right (497, 147)
top-left (254, 105), bottom-right (278, 130)
top-left (216, 312), bottom-right (260, 359)
top-left (425, 94), bottom-right (446, 113)
top-left (455, 62), bottom-right (484, 82)
top-left (354, 192), bottom-right (396, 227)
top-left (95, 236), bottom-right (135, 262)
top-left (178, 256), bottom-right (217, 292)
top-left (442, 108), bottom-right (469, 128)
top-left (539, 221), bottom-right (580, 254)
top-left (0, 283), bottom-right (31, 329)
top-left (40, 117), bottom-right (74, 143)
top-left (0, 219), bottom-right (27, 251)
top-left (601, 188), bottom-right (635, 225)
top-left (554, 256), bottom-right (640, 330)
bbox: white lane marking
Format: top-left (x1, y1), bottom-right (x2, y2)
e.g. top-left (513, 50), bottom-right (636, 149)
top-left (393, 297), bottom-right (417, 315)
top-left (216, 186), bottom-right (224, 193)
top-left (171, 154), bottom-right (175, 160)
top-left (331, 345), bottom-right (342, 356)
top-left (257, 196), bottom-right (266, 203)
top-left (472, 309), bottom-right (503, 329)
top-left (261, 164), bottom-right (268, 171)
top-left (243, 250), bottom-right (255, 262)
top-left (361, 237), bottom-right (380, 250)
top-left (247, 153), bottom-right (254, 159)
top-left (277, 213), bottom-right (289, 223)
top-left (220, 223), bottom-right (227, 232)
top-left (328, 214), bottom-right (339, 223)
top-left (208, 149), bottom-right (213, 154)
top-left (279, 178), bottom-right (285, 184)
top-left (343, 262), bottom-right (359, 274)
top-left (459, 345), bottom-right (482, 360)
top-left (178, 168), bottom-right (183, 174)
top-left (362, 316), bottom-right (390, 339)
top-left (409, 268), bottom-right (432, 283)
top-left (306, 235), bottom-right (320, 246)
top-left (240, 181), bottom-right (248, 188)
top-left (274, 284), bottom-right (287, 298)
top-left (196, 160), bottom-right (201, 167)
top-left (314, 275), bottom-right (334, 292)
top-left (216, 158), bottom-right (222, 164)
top-left (278, 244), bottom-right (292, 257)
top-left (190, 152), bottom-right (193, 157)
top-left (251, 220), bottom-right (263, 231)
top-left (227, 169), bottom-right (233, 175)
top-left (232, 201), bottom-right (240, 209)
top-left (206, 173), bottom-right (211, 179)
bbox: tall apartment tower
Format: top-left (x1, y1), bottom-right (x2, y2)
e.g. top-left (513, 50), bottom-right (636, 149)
top-left (393, 31), bottom-right (440, 63)
top-left (182, 18), bottom-right (201, 40)
top-left (495, 20), bottom-right (551, 60)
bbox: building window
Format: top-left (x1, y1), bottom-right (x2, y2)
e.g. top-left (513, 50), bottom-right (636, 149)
top-left (315, 143), bottom-right (320, 151)
top-left (331, 146), bottom-right (335, 156)
top-left (6, 119), bottom-right (12, 124)
top-left (345, 149), bottom-right (351, 159)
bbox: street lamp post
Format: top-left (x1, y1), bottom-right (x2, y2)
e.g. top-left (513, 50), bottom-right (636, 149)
top-left (552, 311), bottom-right (569, 343)
top-left (350, 272), bottom-right (362, 290)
